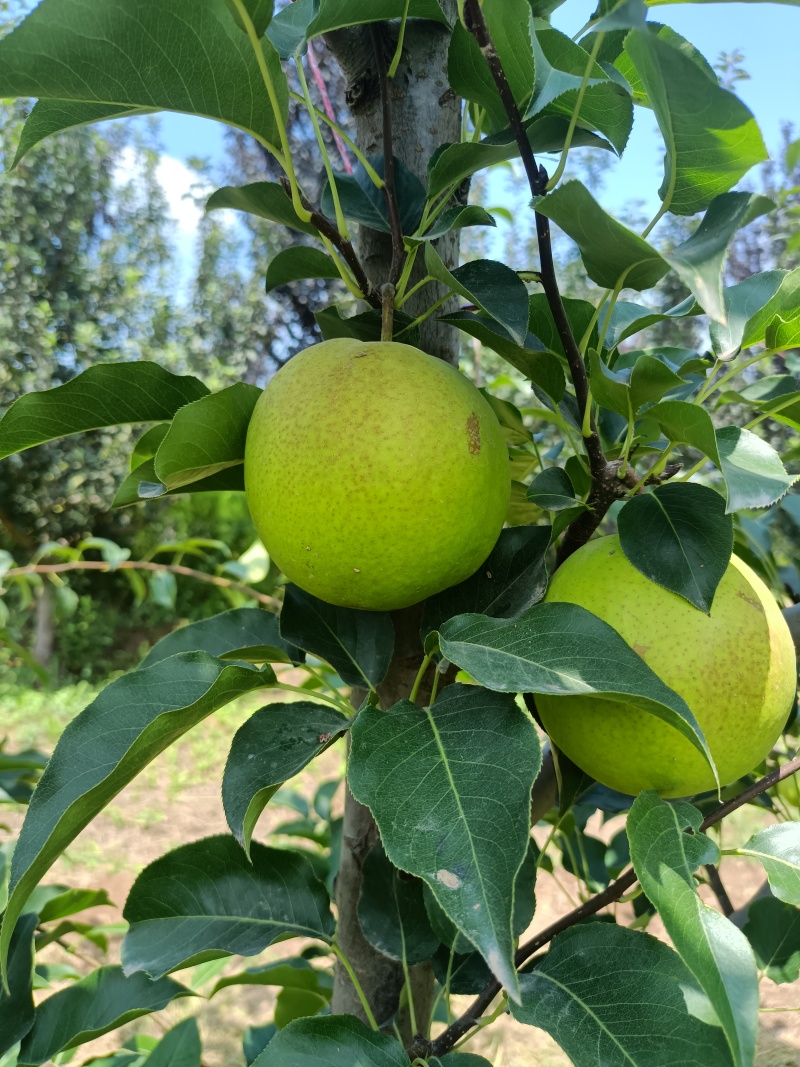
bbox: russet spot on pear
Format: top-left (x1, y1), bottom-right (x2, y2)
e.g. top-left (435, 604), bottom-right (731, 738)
top-left (536, 535), bottom-right (797, 798)
top-left (244, 339), bottom-right (510, 611)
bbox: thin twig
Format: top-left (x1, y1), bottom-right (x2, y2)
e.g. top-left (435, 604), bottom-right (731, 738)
top-left (3, 560), bottom-right (279, 609)
top-left (371, 24), bottom-right (406, 284)
top-left (416, 753), bottom-right (800, 1059)
top-left (704, 864), bottom-right (735, 917)
top-left (381, 283), bottom-right (396, 341)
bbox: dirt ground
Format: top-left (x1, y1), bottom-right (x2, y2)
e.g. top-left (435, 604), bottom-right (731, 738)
top-left (3, 678), bottom-right (800, 1067)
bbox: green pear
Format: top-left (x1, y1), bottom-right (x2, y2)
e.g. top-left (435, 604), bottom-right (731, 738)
top-left (244, 338), bottom-right (510, 611)
top-left (536, 535), bottom-right (797, 798)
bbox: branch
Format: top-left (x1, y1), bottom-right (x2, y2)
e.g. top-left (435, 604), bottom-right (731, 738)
top-left (371, 24), bottom-right (405, 285)
top-left (420, 752), bottom-right (800, 1059)
top-left (3, 560), bottom-right (279, 609)
top-left (704, 864), bottom-right (735, 917)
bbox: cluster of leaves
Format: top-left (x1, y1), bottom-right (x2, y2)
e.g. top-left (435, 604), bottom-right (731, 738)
top-left (1, 0), bottom-right (800, 1065)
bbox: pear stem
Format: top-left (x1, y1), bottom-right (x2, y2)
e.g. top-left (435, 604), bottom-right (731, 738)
top-left (381, 283), bottom-right (396, 342)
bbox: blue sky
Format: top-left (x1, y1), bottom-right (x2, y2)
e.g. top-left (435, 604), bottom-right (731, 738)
top-left (116, 2), bottom-right (799, 270)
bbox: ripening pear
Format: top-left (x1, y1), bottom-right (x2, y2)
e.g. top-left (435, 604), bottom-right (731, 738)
top-left (536, 535), bottom-right (797, 798)
top-left (244, 339), bottom-right (510, 611)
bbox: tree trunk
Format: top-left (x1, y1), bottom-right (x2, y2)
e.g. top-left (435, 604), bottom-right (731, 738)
top-left (325, 3), bottom-right (461, 1043)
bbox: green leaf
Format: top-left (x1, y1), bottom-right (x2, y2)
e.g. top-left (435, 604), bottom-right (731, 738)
top-left (0, 362), bottom-right (209, 461)
top-left (528, 295), bottom-right (599, 359)
top-left (0, 1), bottom-right (288, 152)
top-left (589, 349), bottom-right (631, 418)
top-left (647, 400), bottom-right (721, 465)
top-left (314, 305), bottom-right (420, 346)
top-left (743, 897), bottom-right (800, 984)
top-left (279, 586), bottom-right (394, 689)
top-left (147, 1019), bottom-right (202, 1067)
top-left (321, 157), bottom-right (426, 236)
top-left (34, 887), bottom-right (113, 925)
top-left (308, 0), bottom-right (448, 37)
top-left (0, 654), bottom-right (276, 982)
top-left (113, 456), bottom-right (245, 507)
top-left (13, 102), bottom-right (151, 167)
top-left (532, 181), bottom-right (668, 291)
top-left (0, 915), bottom-right (36, 1057)
top-left (716, 426), bottom-right (798, 513)
top-left (424, 245), bottom-right (530, 344)
top-left (130, 424), bottom-right (169, 470)
top-left (411, 205), bottom-right (497, 244)
top-left (253, 1015), bottom-right (408, 1066)
top-left (349, 685), bottom-right (541, 1001)
top-left (627, 792), bottom-right (758, 1067)
top-left (206, 182), bottom-right (319, 235)
top-left (610, 23), bottom-right (716, 107)
top-left (357, 845), bottom-right (440, 965)
top-left (629, 354), bottom-right (687, 411)
top-left (421, 526), bottom-right (550, 636)
top-left (726, 375), bottom-right (800, 433)
top-left (266, 0), bottom-right (316, 58)
top-left (733, 824), bottom-right (800, 904)
top-left (527, 21), bottom-right (633, 155)
top-left (244, 1024), bottom-right (277, 1064)
top-left (439, 311), bottom-right (565, 400)
top-left (141, 607), bottom-right (301, 669)
top-left (663, 193), bottom-right (774, 322)
top-left (438, 603), bottom-right (716, 777)
top-left (18, 967), bottom-right (193, 1067)
top-left (511, 923), bottom-right (735, 1067)
top-left (603, 296), bottom-right (698, 349)
top-left (527, 467), bottom-right (579, 511)
top-left (222, 703), bottom-right (349, 854)
top-left (427, 117), bottom-right (612, 199)
top-left (211, 958), bottom-right (332, 998)
top-left (152, 383), bottom-right (260, 490)
top-left (617, 483), bottom-right (733, 612)
top-left (709, 271), bottom-right (787, 359)
top-left (624, 29), bottom-right (767, 215)
top-left (432, 1056), bottom-right (493, 1067)
top-left (122, 837), bottom-right (333, 978)
top-left (265, 247), bottom-right (341, 293)
top-left (225, 0), bottom-right (274, 37)
top-left (274, 986), bottom-right (328, 1028)
top-left (587, 0), bottom-right (648, 31)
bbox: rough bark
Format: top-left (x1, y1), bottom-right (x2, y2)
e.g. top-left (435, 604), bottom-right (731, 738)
top-left (326, 3), bottom-right (461, 1043)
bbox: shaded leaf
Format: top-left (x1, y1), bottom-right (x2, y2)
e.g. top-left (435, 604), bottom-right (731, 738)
top-left (589, 349), bottom-right (631, 417)
top-left (527, 467), bottom-right (579, 511)
top-left (533, 181), bottom-right (668, 291)
top-left (308, 0), bottom-right (448, 37)
top-left (225, 0), bottom-right (274, 37)
top-left (206, 182), bottom-right (318, 235)
top-left (253, 1015), bottom-right (408, 1066)
top-left (647, 400), bottom-right (721, 464)
top-left (629, 354), bottom-right (688, 410)
top-left (628, 792), bottom-right (757, 1067)
top-left (314, 305), bottom-right (420, 346)
top-left (266, 0), bottom-right (315, 57)
top-left (321, 156), bottom-right (425, 236)
top-left (709, 271), bottom-right (788, 359)
top-left (349, 685), bottom-right (541, 1000)
top-left (603, 295), bottom-right (698, 349)
top-left (279, 586), bottom-right (394, 689)
top-left (512, 923), bottom-right (735, 1067)
top-left (122, 837), bottom-right (333, 978)
top-left (0, 363), bottom-right (208, 461)
top-left (624, 29), bottom-right (767, 215)
top-left (357, 845), bottom-right (440, 965)
top-left (147, 1018), bottom-right (202, 1067)
top-left (411, 205), bottom-right (497, 244)
top-left (617, 482), bottom-right (733, 612)
top-left (211, 958), bottom-right (332, 998)
top-left (438, 603), bottom-right (715, 777)
top-left (425, 245), bottom-right (530, 343)
top-left (222, 703), bottom-right (349, 854)
top-left (734, 824), bottom-right (800, 904)
top-left (13, 101), bottom-right (150, 167)
top-left (717, 426), bottom-right (798, 513)
top-left (743, 896), bottom-right (800, 984)
top-left (112, 457), bottom-right (244, 507)
top-left (244, 1024), bottom-right (277, 1064)
top-left (0, 914), bottom-right (36, 1057)
top-left (265, 247), bottom-right (341, 293)
top-left (18, 967), bottom-right (193, 1067)
top-left (141, 607), bottom-right (300, 669)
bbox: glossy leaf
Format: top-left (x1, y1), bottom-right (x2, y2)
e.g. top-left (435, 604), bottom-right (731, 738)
top-left (147, 1019), bottom-right (202, 1067)
top-left (308, 0), bottom-right (448, 37)
top-left (0, 363), bottom-right (208, 461)
top-left (253, 1015), bottom-right (408, 1066)
top-left (439, 311), bottom-right (565, 400)
top-left (734, 824), bottom-right (800, 904)
top-left (438, 603), bottom-right (715, 776)
top-left (122, 837), bottom-right (333, 978)
top-left (647, 400), bottom-right (721, 464)
top-left (527, 21), bottom-right (633, 154)
top-left (628, 792), bottom-right (758, 1067)
top-left (321, 156), bottom-right (425, 236)
top-left (528, 295), bottom-right (599, 358)
top-left (0, 654), bottom-right (275, 981)
top-left (527, 467), bottom-right (579, 511)
top-left (664, 193), bottom-right (774, 322)
top-left (716, 426), bottom-right (798, 513)
top-left (512, 923), bottom-right (735, 1067)
top-left (533, 181), bottom-right (668, 291)
top-left (743, 897), bottom-right (800, 984)
top-left (603, 295), bottom-right (698, 349)
top-left (18, 967), bottom-right (193, 1066)
top-left (421, 526), bottom-right (550, 636)
top-left (206, 182), bottom-right (318, 235)
top-left (629, 354), bottom-right (687, 410)
top-left (0, 1), bottom-right (288, 151)
top-left (617, 483), bottom-right (733, 612)
top-left (411, 205), bottom-right (497, 244)
top-left (349, 685), bottom-right (541, 1000)
top-left (265, 247), bottom-right (341, 293)
top-left (141, 607), bottom-right (300, 669)
top-left (589, 349), bottom-right (631, 417)
top-left (624, 29), bottom-right (767, 215)
top-left (425, 245), bottom-right (530, 343)
top-left (152, 383), bottom-right (260, 490)
top-left (709, 271), bottom-right (787, 358)
top-left (0, 915), bottom-right (36, 1057)
top-left (222, 703), bottom-right (349, 854)
top-left (113, 457), bottom-right (244, 507)
top-left (357, 845), bottom-right (440, 965)
top-left (279, 585), bottom-right (394, 688)
top-left (266, 0), bottom-right (316, 57)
